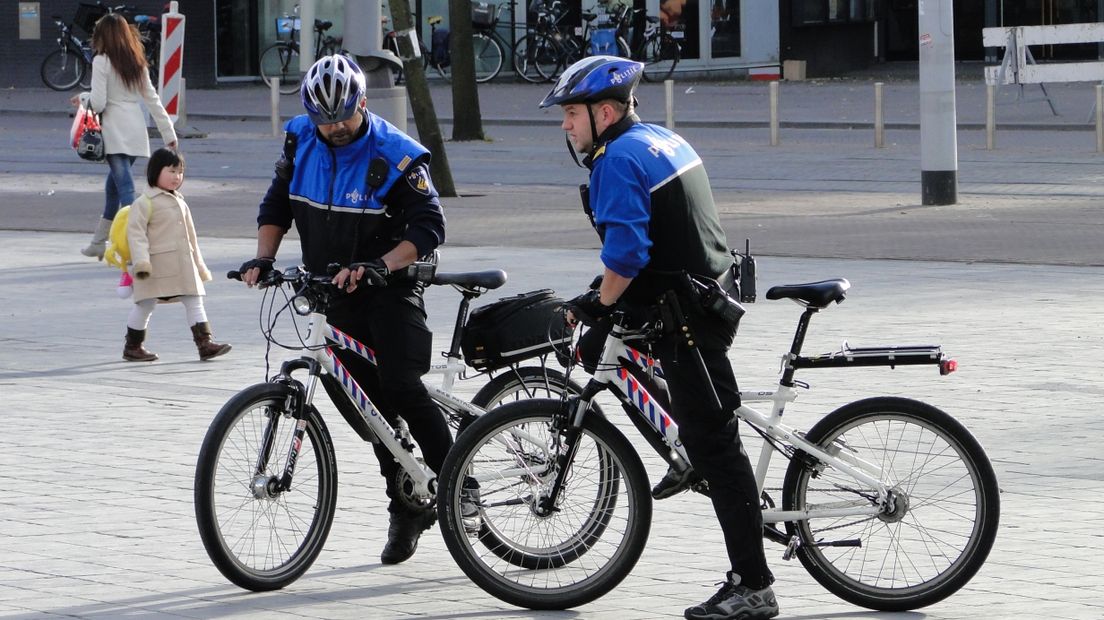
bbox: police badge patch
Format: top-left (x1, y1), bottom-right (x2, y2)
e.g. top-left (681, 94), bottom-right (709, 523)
top-left (406, 166), bottom-right (433, 195)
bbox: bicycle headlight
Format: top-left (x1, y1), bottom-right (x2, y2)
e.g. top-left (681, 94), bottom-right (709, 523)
top-left (291, 293), bottom-right (314, 315)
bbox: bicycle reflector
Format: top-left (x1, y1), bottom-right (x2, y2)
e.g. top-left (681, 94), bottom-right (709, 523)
top-left (939, 358), bottom-right (958, 375)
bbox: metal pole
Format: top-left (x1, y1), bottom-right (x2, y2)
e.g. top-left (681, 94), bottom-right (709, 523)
top-left (874, 82), bottom-right (884, 148)
top-left (986, 83), bottom-right (995, 150)
top-left (665, 79), bottom-right (674, 129)
top-left (918, 0), bottom-right (959, 205)
top-left (769, 80), bottom-right (779, 146)
top-left (271, 77), bottom-right (281, 137)
top-left (1097, 84), bottom-right (1103, 153)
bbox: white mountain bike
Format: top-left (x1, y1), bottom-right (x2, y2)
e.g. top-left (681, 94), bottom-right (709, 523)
top-left (436, 276), bottom-right (1000, 611)
top-left (194, 260), bottom-right (582, 591)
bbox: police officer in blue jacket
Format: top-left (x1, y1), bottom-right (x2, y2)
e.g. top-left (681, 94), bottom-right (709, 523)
top-left (542, 56), bottom-right (778, 620)
top-left (239, 55), bottom-right (449, 566)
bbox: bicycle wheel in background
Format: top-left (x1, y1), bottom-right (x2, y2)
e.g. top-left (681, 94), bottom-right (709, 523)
top-left (259, 42), bottom-right (303, 94)
top-left (472, 32), bottom-right (504, 82)
top-left (41, 49), bottom-right (86, 91)
top-left (471, 366), bottom-right (583, 409)
top-left (782, 396), bottom-right (1000, 611)
top-left (437, 399), bottom-right (652, 610)
top-left (639, 34), bottom-right (679, 83)
top-left (194, 383), bottom-right (339, 591)
top-left (512, 33), bottom-right (562, 83)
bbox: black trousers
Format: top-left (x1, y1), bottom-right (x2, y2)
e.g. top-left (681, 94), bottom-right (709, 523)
top-left (327, 285), bottom-right (453, 512)
top-left (578, 305), bottom-right (774, 589)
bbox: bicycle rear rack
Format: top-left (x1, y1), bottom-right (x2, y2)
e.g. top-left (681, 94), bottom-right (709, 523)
top-left (792, 344), bottom-right (957, 375)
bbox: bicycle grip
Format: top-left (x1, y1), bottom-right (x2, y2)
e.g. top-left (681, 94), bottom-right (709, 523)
top-left (227, 270), bottom-right (242, 281)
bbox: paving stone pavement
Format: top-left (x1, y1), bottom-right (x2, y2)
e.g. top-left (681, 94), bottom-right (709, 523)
top-left (2, 231), bottom-right (1102, 619)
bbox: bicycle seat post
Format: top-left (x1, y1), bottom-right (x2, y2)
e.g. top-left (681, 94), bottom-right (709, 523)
top-left (780, 307), bottom-right (818, 387)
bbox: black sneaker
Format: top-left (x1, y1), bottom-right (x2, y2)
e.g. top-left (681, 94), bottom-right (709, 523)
top-left (652, 465), bottom-right (698, 500)
top-left (460, 477), bottom-right (483, 535)
top-left (684, 573), bottom-right (779, 620)
top-left (380, 507), bottom-right (436, 565)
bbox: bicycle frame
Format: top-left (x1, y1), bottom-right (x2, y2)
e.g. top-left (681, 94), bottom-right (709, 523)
top-left (576, 311), bottom-right (952, 529)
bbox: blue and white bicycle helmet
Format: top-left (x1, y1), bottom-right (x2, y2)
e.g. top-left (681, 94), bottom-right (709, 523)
top-left (301, 55), bottom-right (366, 125)
top-left (539, 55), bottom-right (644, 108)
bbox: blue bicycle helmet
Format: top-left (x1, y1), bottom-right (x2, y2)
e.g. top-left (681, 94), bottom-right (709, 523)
top-left (301, 55), bottom-right (366, 125)
top-left (539, 55), bottom-right (644, 108)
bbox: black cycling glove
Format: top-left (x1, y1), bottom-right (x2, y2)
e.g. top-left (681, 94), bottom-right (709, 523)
top-left (567, 289), bottom-right (616, 326)
top-left (349, 258), bottom-right (390, 287)
top-left (238, 257), bottom-right (275, 279)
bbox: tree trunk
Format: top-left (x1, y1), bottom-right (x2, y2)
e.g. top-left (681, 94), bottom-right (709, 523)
top-left (388, 0), bottom-right (457, 197)
top-left (449, 0), bottom-right (485, 141)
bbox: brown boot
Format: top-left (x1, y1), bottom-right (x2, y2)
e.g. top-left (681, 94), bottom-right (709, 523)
top-left (123, 328), bottom-right (158, 362)
top-left (191, 322), bottom-right (232, 360)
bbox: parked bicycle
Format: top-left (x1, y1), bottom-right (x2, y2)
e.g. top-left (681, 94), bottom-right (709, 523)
top-left (513, 1), bottom-right (627, 84)
top-left (260, 7), bottom-right (345, 95)
top-left (194, 259), bottom-right (583, 590)
top-left (620, 8), bottom-right (680, 82)
top-left (41, 2), bottom-right (161, 91)
top-left (436, 272), bottom-right (999, 610)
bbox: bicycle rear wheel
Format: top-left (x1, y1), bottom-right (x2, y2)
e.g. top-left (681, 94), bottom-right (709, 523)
top-left (782, 396), bottom-right (1000, 611)
top-left (259, 43), bottom-right (302, 94)
top-left (639, 34), bottom-right (679, 83)
top-left (438, 399), bottom-right (652, 610)
top-left (471, 366), bottom-right (583, 409)
top-left (194, 383), bottom-right (338, 591)
top-left (512, 33), bottom-right (561, 84)
top-left (41, 49), bottom-right (86, 91)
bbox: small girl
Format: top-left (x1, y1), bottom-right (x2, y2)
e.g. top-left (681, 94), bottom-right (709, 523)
top-left (123, 147), bottom-right (231, 362)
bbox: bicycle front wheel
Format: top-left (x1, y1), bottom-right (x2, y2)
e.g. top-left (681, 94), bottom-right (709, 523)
top-left (782, 396), bottom-right (1000, 611)
top-left (438, 399), bottom-right (652, 610)
top-left (639, 34), bottom-right (679, 83)
top-left (259, 43), bottom-right (302, 94)
top-left (512, 33), bottom-right (561, 84)
top-left (472, 32), bottom-right (504, 82)
top-left (41, 49), bottom-right (86, 91)
top-left (194, 383), bottom-right (339, 591)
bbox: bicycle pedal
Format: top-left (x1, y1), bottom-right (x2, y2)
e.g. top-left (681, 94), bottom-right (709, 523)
top-left (782, 535), bottom-right (799, 561)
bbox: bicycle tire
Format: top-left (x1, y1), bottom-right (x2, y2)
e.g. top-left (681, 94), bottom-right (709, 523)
top-left (41, 49), bottom-right (86, 91)
top-left (259, 42), bottom-right (302, 95)
top-left (781, 396), bottom-right (1000, 611)
top-left (472, 32), bottom-right (504, 83)
top-left (438, 398), bottom-right (652, 610)
top-left (195, 383), bottom-right (339, 591)
top-left (512, 33), bottom-right (562, 84)
top-left (471, 366), bottom-right (583, 409)
top-left (639, 34), bottom-right (679, 83)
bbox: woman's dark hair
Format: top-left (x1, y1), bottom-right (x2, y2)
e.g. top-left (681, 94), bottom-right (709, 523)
top-left (147, 147), bottom-right (185, 189)
top-left (92, 13), bottom-right (147, 90)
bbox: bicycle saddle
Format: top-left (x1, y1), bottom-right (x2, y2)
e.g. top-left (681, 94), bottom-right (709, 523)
top-left (766, 278), bottom-right (850, 308)
top-left (433, 270), bottom-right (508, 290)
top-left (315, 19), bottom-right (332, 31)
top-left (582, 12), bottom-right (598, 21)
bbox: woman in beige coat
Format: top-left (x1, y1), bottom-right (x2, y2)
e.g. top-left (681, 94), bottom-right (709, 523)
top-left (124, 148), bottom-right (230, 362)
top-left (73, 13), bottom-right (177, 259)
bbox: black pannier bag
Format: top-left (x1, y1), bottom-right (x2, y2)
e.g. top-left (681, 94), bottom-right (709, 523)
top-left (461, 289), bottom-right (571, 370)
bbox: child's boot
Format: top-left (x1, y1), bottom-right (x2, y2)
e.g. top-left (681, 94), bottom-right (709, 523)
top-left (191, 322), bottom-right (232, 360)
top-left (123, 328), bottom-right (158, 362)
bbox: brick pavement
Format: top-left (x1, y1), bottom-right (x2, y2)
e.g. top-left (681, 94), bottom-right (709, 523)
top-left (2, 231), bottom-right (1102, 619)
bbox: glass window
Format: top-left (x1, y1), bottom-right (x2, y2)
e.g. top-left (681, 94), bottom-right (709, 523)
top-left (661, 0), bottom-right (699, 58)
top-left (711, 0), bottom-right (740, 58)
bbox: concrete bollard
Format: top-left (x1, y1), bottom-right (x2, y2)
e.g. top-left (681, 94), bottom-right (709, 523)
top-left (271, 78), bottom-right (281, 137)
top-left (986, 84), bottom-right (996, 151)
top-left (1097, 85), bottom-right (1103, 153)
top-left (769, 80), bottom-right (779, 146)
top-left (874, 82), bottom-right (884, 148)
top-left (664, 79), bottom-right (674, 129)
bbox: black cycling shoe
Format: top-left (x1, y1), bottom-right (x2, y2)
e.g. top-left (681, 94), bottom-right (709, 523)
top-left (380, 507), bottom-right (436, 565)
top-left (652, 465), bottom-right (699, 500)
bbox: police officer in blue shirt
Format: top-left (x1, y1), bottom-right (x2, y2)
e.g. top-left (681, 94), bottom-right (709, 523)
top-left (542, 56), bottom-right (778, 620)
top-left (238, 55), bottom-right (448, 566)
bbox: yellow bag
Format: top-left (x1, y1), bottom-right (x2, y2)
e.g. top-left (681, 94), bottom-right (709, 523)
top-left (105, 196), bottom-right (151, 270)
